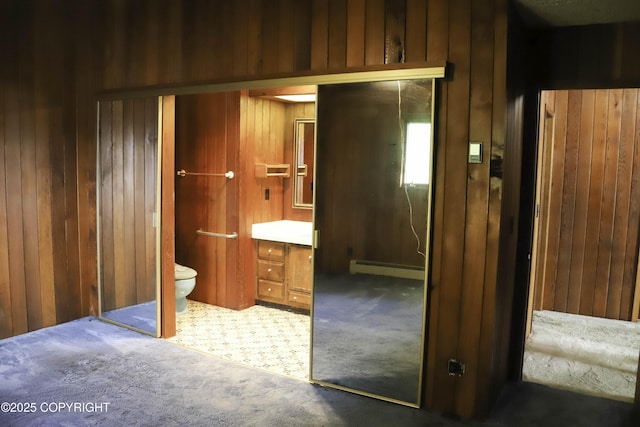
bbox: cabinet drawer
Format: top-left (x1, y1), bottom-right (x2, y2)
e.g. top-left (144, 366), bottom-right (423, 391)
top-left (287, 290), bottom-right (311, 308)
top-left (257, 240), bottom-right (285, 260)
top-left (257, 279), bottom-right (284, 301)
top-left (257, 260), bottom-right (284, 282)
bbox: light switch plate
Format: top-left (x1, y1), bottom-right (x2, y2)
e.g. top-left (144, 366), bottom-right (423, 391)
top-left (469, 142), bottom-right (483, 164)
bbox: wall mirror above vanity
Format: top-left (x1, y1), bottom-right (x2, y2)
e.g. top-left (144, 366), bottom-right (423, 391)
top-left (293, 118), bottom-right (315, 209)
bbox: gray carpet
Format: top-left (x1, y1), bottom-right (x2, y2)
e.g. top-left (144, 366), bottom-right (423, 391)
top-left (0, 317), bottom-right (636, 426)
top-left (312, 272), bottom-right (424, 404)
top-left (523, 310), bottom-right (640, 402)
top-left (101, 300), bottom-right (157, 334)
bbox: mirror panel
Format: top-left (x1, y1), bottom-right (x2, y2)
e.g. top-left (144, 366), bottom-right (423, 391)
top-left (311, 79), bottom-right (434, 405)
top-left (97, 97), bottom-right (160, 336)
top-left (293, 118), bottom-right (315, 208)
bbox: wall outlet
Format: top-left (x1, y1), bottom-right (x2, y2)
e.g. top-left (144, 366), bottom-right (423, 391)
top-left (448, 359), bottom-right (465, 377)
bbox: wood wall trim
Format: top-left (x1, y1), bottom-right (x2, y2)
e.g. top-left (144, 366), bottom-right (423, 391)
top-left (95, 64), bottom-right (447, 100)
top-left (160, 96), bottom-right (176, 338)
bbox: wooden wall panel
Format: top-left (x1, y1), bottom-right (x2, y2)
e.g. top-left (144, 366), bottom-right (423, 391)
top-left (176, 92), bottom-right (289, 310)
top-left (457, 0), bottom-right (496, 416)
top-left (238, 94), bottom-right (288, 309)
top-left (429, 0), bottom-right (471, 413)
top-left (365, 0), bottom-right (385, 66)
top-left (346, 0), bottom-right (365, 67)
top-left (3, 3), bottom-right (29, 337)
top-left (175, 93), bottom-right (243, 308)
top-left (534, 89), bottom-right (640, 321)
top-left (0, 5), bottom-right (11, 338)
top-left (327, 0), bottom-right (348, 69)
top-left (75, 0), bottom-right (101, 319)
top-left (1, 0), bottom-right (520, 420)
top-left (0, 0), bottom-right (83, 337)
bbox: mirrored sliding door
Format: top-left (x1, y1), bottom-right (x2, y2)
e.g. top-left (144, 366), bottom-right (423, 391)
top-left (311, 78), bottom-right (437, 406)
top-left (97, 97), bottom-right (161, 336)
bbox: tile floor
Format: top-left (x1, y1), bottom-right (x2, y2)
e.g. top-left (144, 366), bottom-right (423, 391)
top-left (166, 300), bottom-right (310, 380)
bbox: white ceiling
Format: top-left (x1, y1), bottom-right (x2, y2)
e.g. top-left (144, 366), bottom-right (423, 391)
top-left (513, 0), bottom-right (640, 27)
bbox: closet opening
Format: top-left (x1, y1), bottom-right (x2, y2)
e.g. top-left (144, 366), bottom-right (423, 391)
top-left (524, 88), bottom-right (640, 403)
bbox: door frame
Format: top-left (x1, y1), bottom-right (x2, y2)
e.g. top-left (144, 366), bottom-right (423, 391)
top-left (160, 96), bottom-right (176, 337)
top-left (95, 96), bottom-right (164, 338)
top-left (98, 65), bottom-right (446, 339)
top-left (518, 88), bottom-right (640, 407)
top-left (526, 101), bottom-right (555, 337)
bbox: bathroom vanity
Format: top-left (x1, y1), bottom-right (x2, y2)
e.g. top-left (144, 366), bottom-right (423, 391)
top-left (252, 221), bottom-right (313, 310)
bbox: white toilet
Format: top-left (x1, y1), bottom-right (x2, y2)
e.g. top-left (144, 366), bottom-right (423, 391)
top-left (175, 263), bottom-right (197, 315)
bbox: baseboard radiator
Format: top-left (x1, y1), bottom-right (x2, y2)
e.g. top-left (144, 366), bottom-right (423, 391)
top-left (348, 259), bottom-right (425, 281)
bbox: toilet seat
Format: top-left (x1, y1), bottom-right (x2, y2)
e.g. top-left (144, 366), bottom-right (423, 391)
top-left (175, 263), bottom-right (197, 280)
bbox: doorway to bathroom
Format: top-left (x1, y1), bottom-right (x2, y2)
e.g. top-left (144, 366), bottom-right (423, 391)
top-left (95, 67), bottom-right (443, 391)
top-left (168, 87), bottom-right (316, 380)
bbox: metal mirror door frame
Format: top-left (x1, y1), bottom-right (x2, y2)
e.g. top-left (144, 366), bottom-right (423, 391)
top-left (96, 96), bottom-right (163, 338)
top-left (310, 76), bottom-right (440, 407)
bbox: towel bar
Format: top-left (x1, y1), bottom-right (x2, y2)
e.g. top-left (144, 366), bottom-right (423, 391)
top-left (196, 229), bottom-right (238, 240)
top-left (177, 169), bottom-right (234, 179)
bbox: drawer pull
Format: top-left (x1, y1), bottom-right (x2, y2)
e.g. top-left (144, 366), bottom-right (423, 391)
top-left (268, 288), bottom-right (272, 292)
top-left (267, 268), bottom-right (272, 272)
top-left (268, 249), bottom-right (272, 254)
top-left (293, 296), bottom-right (297, 300)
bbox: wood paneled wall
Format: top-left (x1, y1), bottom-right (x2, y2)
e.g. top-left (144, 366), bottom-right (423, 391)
top-left (240, 95), bottom-right (287, 226)
top-left (175, 93), bottom-right (244, 308)
top-left (237, 93), bottom-right (290, 309)
top-left (0, 0), bottom-right (83, 338)
top-left (2, 0), bottom-right (513, 420)
top-left (98, 98), bottom-right (158, 311)
top-left (533, 89), bottom-right (640, 321)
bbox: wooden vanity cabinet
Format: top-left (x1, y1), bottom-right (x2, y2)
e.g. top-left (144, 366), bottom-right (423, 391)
top-left (256, 240), bottom-right (286, 305)
top-left (286, 244), bottom-right (312, 309)
top-left (255, 240), bottom-right (312, 310)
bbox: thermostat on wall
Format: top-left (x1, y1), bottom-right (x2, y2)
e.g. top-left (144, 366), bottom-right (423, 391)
top-left (469, 142), bottom-right (483, 164)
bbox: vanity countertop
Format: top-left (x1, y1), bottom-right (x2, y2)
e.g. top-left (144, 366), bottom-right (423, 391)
top-left (251, 220), bottom-right (313, 246)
